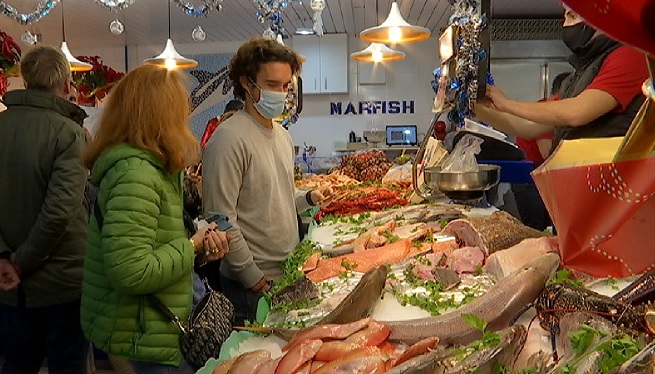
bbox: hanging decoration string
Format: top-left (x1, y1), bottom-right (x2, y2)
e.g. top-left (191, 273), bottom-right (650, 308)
top-left (431, 0), bottom-right (488, 125)
top-left (93, 0), bottom-right (136, 12)
top-left (0, 0), bottom-right (59, 25)
top-left (253, 0), bottom-right (302, 39)
top-left (173, 0), bottom-right (224, 17)
top-left (310, 0), bottom-right (325, 36)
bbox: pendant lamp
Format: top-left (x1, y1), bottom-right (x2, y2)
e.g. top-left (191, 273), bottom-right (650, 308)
top-left (350, 43), bottom-right (405, 62)
top-left (360, 2), bottom-right (431, 44)
top-left (144, 1), bottom-right (197, 69)
top-left (60, 0), bottom-right (92, 72)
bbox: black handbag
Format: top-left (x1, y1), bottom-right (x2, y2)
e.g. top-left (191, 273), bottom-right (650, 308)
top-left (147, 291), bottom-right (234, 369)
top-left (93, 198), bottom-right (234, 368)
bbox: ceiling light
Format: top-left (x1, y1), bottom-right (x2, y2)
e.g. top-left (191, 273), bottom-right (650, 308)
top-left (295, 28), bottom-right (315, 35)
top-left (60, 0), bottom-right (92, 72)
top-left (143, 1), bottom-right (197, 70)
top-left (350, 43), bottom-right (405, 62)
top-left (360, 2), bottom-right (431, 44)
top-left (61, 42), bottom-right (92, 71)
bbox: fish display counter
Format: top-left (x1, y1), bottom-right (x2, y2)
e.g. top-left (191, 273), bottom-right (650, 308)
top-left (197, 168), bottom-right (655, 373)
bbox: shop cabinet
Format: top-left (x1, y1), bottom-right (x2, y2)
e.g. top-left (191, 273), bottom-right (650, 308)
top-left (293, 34), bottom-right (348, 94)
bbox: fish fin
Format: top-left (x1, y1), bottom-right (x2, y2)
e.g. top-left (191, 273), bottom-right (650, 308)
top-left (234, 326), bottom-right (296, 341)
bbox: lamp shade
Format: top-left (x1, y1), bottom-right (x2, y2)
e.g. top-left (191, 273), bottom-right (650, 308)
top-left (360, 2), bottom-right (431, 44)
top-left (60, 41), bottom-right (92, 72)
top-left (351, 43), bottom-right (405, 62)
top-left (143, 39), bottom-right (198, 70)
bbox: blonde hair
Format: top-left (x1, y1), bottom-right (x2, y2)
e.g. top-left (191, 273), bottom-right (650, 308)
top-left (84, 65), bottom-right (199, 173)
top-left (20, 45), bottom-right (70, 93)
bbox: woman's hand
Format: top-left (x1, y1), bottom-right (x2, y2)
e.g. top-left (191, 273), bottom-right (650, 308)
top-left (190, 222), bottom-right (217, 253)
top-left (201, 229), bottom-right (231, 261)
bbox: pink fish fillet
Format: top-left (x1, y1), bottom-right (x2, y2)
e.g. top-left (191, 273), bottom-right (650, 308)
top-left (255, 358), bottom-right (281, 374)
top-left (317, 355), bottom-right (387, 374)
top-left (212, 357), bottom-right (238, 374)
top-left (275, 339), bottom-right (322, 374)
top-left (389, 336), bottom-right (440, 368)
top-left (314, 321), bottom-right (391, 361)
top-left (306, 240), bottom-right (411, 282)
top-left (283, 318), bottom-right (370, 352)
top-left (312, 347), bottom-right (383, 374)
top-left (483, 237), bottom-right (559, 279)
top-left (227, 350), bottom-right (271, 374)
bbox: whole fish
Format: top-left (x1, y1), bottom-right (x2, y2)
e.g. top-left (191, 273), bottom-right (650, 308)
top-left (437, 325), bottom-right (527, 374)
top-left (384, 253), bottom-right (560, 345)
top-left (556, 312), bottom-right (619, 361)
top-left (442, 211), bottom-right (545, 256)
top-left (237, 265), bottom-right (387, 341)
top-left (318, 265), bottom-right (387, 325)
top-left (270, 276), bottom-right (319, 307)
top-left (613, 340), bottom-right (655, 374)
top-left (386, 349), bottom-right (450, 374)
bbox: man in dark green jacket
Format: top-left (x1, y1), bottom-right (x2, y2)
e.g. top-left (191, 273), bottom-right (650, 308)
top-left (0, 45), bottom-right (89, 373)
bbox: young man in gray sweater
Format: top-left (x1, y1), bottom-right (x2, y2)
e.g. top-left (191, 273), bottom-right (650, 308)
top-left (203, 37), bottom-right (327, 325)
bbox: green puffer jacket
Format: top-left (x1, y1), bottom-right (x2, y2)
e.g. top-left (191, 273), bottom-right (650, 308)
top-left (81, 143), bottom-right (195, 366)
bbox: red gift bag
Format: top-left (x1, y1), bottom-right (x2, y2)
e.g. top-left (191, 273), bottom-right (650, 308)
top-left (533, 79), bottom-right (655, 278)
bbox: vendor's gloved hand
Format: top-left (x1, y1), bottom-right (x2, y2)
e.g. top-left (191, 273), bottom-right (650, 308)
top-left (310, 185), bottom-right (335, 207)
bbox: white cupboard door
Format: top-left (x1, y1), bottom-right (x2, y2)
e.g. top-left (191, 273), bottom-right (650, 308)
top-left (319, 34), bottom-right (348, 93)
top-left (293, 36), bottom-right (321, 94)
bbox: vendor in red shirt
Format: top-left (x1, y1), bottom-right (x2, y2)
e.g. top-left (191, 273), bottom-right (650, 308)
top-left (475, 6), bottom-right (650, 154)
top-left (515, 73), bottom-right (570, 167)
top-left (200, 99), bottom-right (244, 148)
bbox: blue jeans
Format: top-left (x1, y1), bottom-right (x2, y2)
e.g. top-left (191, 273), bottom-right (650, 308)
top-left (219, 273), bottom-right (264, 326)
top-left (129, 360), bottom-right (194, 374)
top-left (0, 299), bottom-right (89, 374)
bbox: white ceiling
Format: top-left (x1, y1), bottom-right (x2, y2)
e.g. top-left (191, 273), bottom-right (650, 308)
top-left (0, 0), bottom-right (564, 48)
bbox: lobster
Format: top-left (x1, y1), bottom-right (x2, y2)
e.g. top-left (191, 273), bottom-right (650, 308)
top-left (533, 283), bottom-right (653, 360)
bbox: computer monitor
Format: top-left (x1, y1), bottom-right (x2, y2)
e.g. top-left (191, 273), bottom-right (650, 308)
top-left (386, 125), bottom-right (418, 146)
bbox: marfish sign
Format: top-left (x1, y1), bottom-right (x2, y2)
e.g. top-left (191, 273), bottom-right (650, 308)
top-left (330, 100), bottom-right (415, 115)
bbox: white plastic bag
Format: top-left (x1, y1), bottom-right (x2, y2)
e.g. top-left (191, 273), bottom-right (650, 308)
top-left (441, 134), bottom-right (484, 172)
top-left (382, 163), bottom-right (413, 184)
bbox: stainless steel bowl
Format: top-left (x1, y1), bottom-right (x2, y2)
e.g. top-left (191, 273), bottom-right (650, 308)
top-left (424, 164), bottom-right (501, 193)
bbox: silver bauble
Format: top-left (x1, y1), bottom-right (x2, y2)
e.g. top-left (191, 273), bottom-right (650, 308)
top-left (192, 25), bottom-right (206, 42)
top-left (110, 19), bottom-right (125, 35)
top-left (20, 31), bottom-right (36, 46)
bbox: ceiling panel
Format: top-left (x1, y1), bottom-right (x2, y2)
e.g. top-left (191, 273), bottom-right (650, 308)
top-left (0, 0), bottom-right (564, 50)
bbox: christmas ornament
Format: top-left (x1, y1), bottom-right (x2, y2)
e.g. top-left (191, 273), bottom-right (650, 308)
top-left (94, 0), bottom-right (136, 12)
top-left (0, 0), bottom-right (59, 25)
top-left (192, 25), bottom-right (206, 42)
top-left (310, 0), bottom-right (325, 36)
top-left (173, 0), bottom-right (223, 17)
top-left (109, 19), bottom-right (124, 35)
top-left (21, 30), bottom-right (37, 45)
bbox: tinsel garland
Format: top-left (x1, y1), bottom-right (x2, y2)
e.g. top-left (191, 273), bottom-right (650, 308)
top-left (280, 75), bottom-right (300, 128)
top-left (173, 0), bottom-right (223, 17)
top-left (431, 0), bottom-right (488, 125)
top-left (0, 0), bottom-right (59, 25)
top-left (93, 0), bottom-right (136, 12)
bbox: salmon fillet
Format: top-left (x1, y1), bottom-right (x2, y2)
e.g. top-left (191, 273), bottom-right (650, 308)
top-left (306, 239), bottom-right (411, 282)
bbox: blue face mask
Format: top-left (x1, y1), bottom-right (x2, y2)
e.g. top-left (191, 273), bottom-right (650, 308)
top-left (247, 78), bottom-right (287, 119)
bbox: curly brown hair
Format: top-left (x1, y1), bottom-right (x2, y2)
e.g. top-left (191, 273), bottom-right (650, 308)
top-left (229, 37), bottom-right (301, 101)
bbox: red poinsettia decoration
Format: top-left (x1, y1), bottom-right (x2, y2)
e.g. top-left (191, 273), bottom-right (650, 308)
top-left (72, 56), bottom-right (124, 106)
top-left (0, 31), bottom-right (21, 97)
top-left (0, 31), bottom-right (21, 76)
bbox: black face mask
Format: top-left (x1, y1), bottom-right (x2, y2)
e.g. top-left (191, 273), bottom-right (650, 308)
top-left (562, 23), bottom-right (596, 53)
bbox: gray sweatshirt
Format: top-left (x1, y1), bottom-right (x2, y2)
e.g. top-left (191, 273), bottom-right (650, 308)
top-left (202, 112), bottom-right (311, 288)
